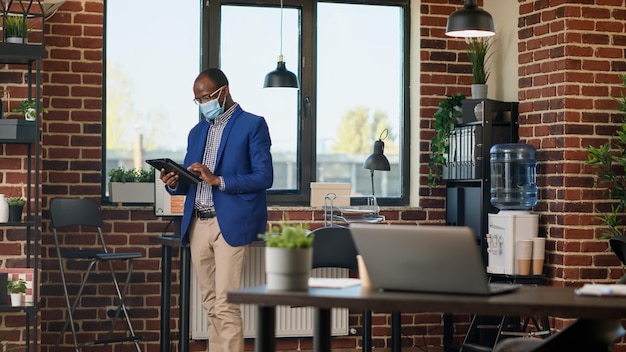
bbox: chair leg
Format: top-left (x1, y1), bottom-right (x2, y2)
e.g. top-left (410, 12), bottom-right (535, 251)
top-left (54, 260), bottom-right (98, 352)
top-left (106, 259), bottom-right (142, 352)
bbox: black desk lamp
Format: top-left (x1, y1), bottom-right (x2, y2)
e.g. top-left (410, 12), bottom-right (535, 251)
top-left (363, 129), bottom-right (390, 196)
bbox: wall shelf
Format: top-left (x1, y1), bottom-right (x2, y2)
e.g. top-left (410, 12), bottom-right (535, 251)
top-left (0, 23), bottom-right (43, 352)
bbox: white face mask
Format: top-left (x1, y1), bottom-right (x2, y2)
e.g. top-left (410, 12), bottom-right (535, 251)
top-left (198, 87), bottom-right (224, 121)
top-left (199, 98), bottom-right (223, 121)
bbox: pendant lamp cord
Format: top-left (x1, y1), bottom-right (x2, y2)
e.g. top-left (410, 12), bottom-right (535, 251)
top-left (279, 0), bottom-right (284, 57)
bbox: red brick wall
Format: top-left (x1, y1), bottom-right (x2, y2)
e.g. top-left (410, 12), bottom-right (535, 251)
top-left (1, 0), bottom-right (625, 351)
top-left (517, 0), bottom-right (626, 287)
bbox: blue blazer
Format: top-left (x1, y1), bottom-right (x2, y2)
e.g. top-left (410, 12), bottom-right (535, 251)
top-left (170, 105), bottom-right (273, 246)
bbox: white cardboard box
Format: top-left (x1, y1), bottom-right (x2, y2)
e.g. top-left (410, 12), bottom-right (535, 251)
top-left (310, 182), bottom-right (351, 207)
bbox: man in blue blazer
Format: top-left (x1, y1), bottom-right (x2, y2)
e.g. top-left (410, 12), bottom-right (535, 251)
top-left (159, 68), bottom-right (273, 352)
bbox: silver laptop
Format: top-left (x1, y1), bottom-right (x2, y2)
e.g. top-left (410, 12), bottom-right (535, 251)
top-left (349, 223), bottom-right (521, 296)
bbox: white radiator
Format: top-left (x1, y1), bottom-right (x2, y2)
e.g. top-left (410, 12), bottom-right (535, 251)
top-left (191, 246), bottom-right (350, 339)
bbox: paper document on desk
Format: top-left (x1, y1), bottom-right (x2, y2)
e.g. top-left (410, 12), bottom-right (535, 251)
top-left (575, 284), bottom-right (626, 296)
top-left (308, 278), bottom-right (361, 288)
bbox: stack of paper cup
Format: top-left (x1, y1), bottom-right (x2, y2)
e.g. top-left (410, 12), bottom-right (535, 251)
top-left (516, 240), bottom-right (533, 275)
top-left (532, 237), bottom-right (546, 275)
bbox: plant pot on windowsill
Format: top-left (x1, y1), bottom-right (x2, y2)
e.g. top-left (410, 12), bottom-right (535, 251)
top-left (109, 182), bottom-right (155, 204)
top-left (108, 166), bottom-right (156, 204)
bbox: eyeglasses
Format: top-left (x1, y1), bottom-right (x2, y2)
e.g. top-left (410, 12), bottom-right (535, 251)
top-left (193, 86), bottom-right (225, 105)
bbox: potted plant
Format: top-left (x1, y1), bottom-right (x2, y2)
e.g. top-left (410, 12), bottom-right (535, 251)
top-left (6, 278), bottom-right (26, 307)
top-left (259, 223), bottom-right (314, 291)
top-left (428, 93), bottom-right (465, 187)
top-left (586, 74), bottom-right (626, 240)
top-left (12, 99), bottom-right (48, 121)
top-left (3, 15), bottom-right (29, 44)
top-left (467, 37), bottom-right (492, 100)
top-left (108, 166), bottom-right (155, 204)
top-left (5, 197), bottom-right (25, 223)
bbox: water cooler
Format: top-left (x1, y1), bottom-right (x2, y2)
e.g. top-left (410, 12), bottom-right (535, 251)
top-left (486, 144), bottom-right (539, 275)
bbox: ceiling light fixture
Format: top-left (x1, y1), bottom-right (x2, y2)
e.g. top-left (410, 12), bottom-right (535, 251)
top-left (263, 0), bottom-right (299, 89)
top-left (445, 0), bottom-right (495, 38)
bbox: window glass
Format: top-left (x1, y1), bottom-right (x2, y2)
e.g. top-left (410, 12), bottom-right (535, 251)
top-left (220, 5), bottom-right (300, 191)
top-left (218, 2), bottom-right (405, 202)
top-left (105, 0), bottom-right (201, 196)
top-left (316, 3), bottom-right (403, 197)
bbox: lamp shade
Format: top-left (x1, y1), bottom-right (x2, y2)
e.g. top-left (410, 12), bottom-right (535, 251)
top-left (264, 58), bottom-right (299, 88)
top-left (363, 140), bottom-right (391, 171)
top-left (445, 0), bottom-right (495, 38)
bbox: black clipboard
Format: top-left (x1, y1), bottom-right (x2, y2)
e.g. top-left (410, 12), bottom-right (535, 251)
top-left (145, 158), bottom-right (201, 184)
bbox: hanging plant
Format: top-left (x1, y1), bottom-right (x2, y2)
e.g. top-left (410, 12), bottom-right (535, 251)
top-left (428, 93), bottom-right (465, 187)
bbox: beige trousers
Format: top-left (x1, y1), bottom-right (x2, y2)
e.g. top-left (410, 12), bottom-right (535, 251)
top-left (189, 217), bottom-right (246, 352)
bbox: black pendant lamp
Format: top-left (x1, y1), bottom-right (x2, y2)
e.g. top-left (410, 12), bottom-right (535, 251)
top-left (264, 0), bottom-right (299, 88)
top-left (363, 129), bottom-right (391, 196)
top-left (445, 0), bottom-right (495, 38)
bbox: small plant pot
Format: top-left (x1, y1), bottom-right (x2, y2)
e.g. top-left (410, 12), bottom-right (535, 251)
top-left (10, 293), bottom-right (23, 306)
top-left (24, 107), bottom-right (37, 121)
top-left (8, 204), bottom-right (24, 222)
top-left (6, 36), bottom-right (25, 44)
top-left (265, 247), bottom-right (312, 291)
top-left (471, 84), bottom-right (488, 100)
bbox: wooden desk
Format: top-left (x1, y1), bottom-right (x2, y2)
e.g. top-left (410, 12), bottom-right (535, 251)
top-left (227, 285), bottom-right (626, 352)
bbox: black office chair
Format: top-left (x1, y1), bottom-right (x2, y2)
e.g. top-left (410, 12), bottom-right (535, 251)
top-left (50, 198), bottom-right (143, 352)
top-left (310, 225), bottom-right (373, 351)
top-left (493, 318), bottom-right (625, 352)
top-left (310, 225), bottom-right (403, 351)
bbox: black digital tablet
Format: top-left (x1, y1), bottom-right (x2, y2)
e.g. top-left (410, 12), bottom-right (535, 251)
top-left (145, 158), bottom-right (201, 184)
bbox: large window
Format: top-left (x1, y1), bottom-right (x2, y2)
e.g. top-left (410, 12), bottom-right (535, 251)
top-left (105, 0), bottom-right (409, 206)
top-left (215, 0), bottom-right (409, 205)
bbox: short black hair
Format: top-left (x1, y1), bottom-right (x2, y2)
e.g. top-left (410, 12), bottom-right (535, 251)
top-left (198, 68), bottom-right (229, 88)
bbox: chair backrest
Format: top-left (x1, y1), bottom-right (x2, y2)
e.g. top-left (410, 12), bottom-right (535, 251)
top-left (531, 318), bottom-right (625, 352)
top-left (609, 235), bottom-right (626, 265)
top-left (50, 198), bottom-right (103, 229)
top-left (311, 225), bottom-right (359, 272)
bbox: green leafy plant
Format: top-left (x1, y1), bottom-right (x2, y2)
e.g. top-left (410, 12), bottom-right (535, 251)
top-left (3, 16), bottom-right (29, 39)
top-left (586, 74), bottom-right (626, 239)
top-left (6, 278), bottom-right (26, 295)
top-left (6, 197), bottom-right (25, 207)
top-left (12, 99), bottom-right (48, 116)
top-left (108, 166), bottom-right (155, 183)
top-left (467, 37), bottom-right (492, 84)
top-left (428, 93), bottom-right (466, 187)
top-left (259, 223), bottom-right (314, 249)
